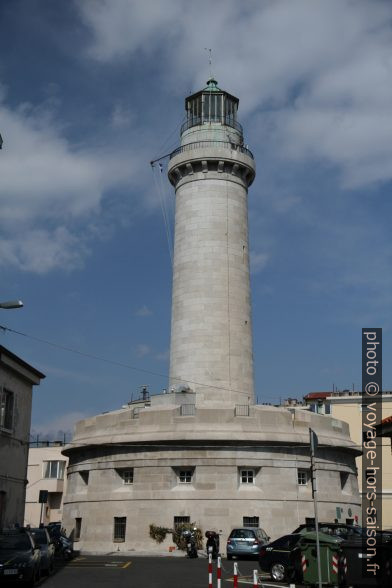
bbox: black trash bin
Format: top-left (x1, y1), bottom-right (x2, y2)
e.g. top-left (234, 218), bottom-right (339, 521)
top-left (341, 537), bottom-right (392, 587)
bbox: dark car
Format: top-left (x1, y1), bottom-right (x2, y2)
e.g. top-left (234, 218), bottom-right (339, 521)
top-left (259, 533), bottom-right (302, 582)
top-left (293, 522), bottom-right (365, 540)
top-left (226, 527), bottom-right (270, 560)
top-left (0, 528), bottom-right (41, 586)
top-left (28, 528), bottom-right (55, 575)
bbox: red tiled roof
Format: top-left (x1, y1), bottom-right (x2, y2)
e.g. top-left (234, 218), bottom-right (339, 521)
top-left (304, 392), bottom-right (332, 400)
top-left (381, 415), bottom-right (392, 425)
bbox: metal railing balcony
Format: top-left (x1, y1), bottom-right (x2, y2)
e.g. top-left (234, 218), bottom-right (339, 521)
top-left (170, 140), bottom-right (254, 160)
top-left (181, 115), bottom-right (243, 135)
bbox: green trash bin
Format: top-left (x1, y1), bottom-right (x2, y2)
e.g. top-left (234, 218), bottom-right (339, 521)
top-left (298, 531), bottom-right (344, 587)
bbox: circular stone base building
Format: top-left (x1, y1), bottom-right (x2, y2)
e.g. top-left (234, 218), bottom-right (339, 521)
top-left (62, 392), bottom-right (361, 553)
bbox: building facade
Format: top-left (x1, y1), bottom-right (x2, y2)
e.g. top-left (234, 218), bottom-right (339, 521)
top-left (62, 80), bottom-right (361, 552)
top-left (305, 390), bottom-right (392, 528)
top-left (0, 345), bottom-right (45, 528)
top-left (24, 441), bottom-right (68, 527)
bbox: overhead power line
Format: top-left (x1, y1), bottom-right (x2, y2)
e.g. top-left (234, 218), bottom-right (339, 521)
top-left (0, 323), bottom-right (279, 400)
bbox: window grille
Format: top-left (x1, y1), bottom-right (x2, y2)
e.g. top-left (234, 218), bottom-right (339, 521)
top-left (48, 493), bottom-right (62, 509)
top-left (114, 517), bottom-right (126, 542)
top-left (43, 461), bottom-right (65, 479)
top-left (74, 518), bottom-right (82, 541)
top-left (180, 404), bottom-right (195, 416)
top-left (0, 388), bottom-right (14, 431)
top-left (132, 407), bottom-right (141, 419)
top-left (174, 516), bottom-right (190, 528)
top-left (243, 516), bottom-right (259, 528)
top-left (235, 404), bottom-right (250, 417)
top-left (297, 470), bottom-right (308, 485)
top-left (240, 469), bottom-right (254, 484)
top-left (178, 470), bottom-right (193, 484)
top-left (122, 469), bottom-right (133, 485)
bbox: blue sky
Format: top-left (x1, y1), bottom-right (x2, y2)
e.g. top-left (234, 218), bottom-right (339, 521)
top-left (0, 0), bottom-right (391, 438)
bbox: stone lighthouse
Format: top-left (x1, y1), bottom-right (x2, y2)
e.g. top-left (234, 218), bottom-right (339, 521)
top-left (62, 79), bottom-right (361, 553)
top-left (168, 79), bottom-right (255, 406)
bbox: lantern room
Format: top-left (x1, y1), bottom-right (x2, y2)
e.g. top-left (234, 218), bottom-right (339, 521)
top-left (181, 78), bottom-right (242, 134)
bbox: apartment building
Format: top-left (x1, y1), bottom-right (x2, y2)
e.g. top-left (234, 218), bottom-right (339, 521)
top-left (0, 345), bottom-right (45, 527)
top-left (25, 441), bottom-right (68, 527)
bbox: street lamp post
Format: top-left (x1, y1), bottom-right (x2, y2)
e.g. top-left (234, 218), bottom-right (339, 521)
top-left (0, 300), bottom-right (23, 309)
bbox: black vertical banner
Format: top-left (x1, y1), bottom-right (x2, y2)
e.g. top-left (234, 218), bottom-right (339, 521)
top-left (362, 328), bottom-right (382, 584)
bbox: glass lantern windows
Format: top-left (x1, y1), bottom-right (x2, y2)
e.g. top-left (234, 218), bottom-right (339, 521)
top-left (225, 96), bottom-right (237, 122)
top-left (187, 93), bottom-right (237, 126)
top-left (184, 86), bottom-right (240, 134)
top-left (190, 96), bottom-right (202, 119)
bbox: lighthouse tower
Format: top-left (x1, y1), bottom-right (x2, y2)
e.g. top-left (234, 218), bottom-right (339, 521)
top-left (62, 79), bottom-right (361, 554)
top-left (168, 79), bottom-right (256, 406)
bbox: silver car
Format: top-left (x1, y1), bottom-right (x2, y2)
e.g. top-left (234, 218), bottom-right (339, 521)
top-left (226, 527), bottom-right (270, 560)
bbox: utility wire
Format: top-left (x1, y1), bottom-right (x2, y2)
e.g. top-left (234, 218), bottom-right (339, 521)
top-left (152, 114), bottom-right (186, 161)
top-left (151, 162), bottom-right (173, 266)
top-left (0, 323), bottom-right (277, 400)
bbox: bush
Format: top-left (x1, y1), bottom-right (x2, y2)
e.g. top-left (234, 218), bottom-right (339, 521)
top-left (149, 524), bottom-right (171, 544)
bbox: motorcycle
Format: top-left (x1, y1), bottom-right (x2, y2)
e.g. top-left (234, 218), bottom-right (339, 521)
top-left (58, 535), bottom-right (73, 560)
top-left (51, 533), bottom-right (73, 560)
top-left (205, 530), bottom-right (220, 559)
top-left (182, 529), bottom-right (198, 558)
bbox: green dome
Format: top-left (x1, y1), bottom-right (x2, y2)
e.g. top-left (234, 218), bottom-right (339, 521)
top-left (203, 78), bottom-right (221, 92)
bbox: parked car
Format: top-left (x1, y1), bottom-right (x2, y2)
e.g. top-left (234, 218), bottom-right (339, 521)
top-left (28, 527), bottom-right (55, 575)
top-left (226, 527), bottom-right (270, 560)
top-left (259, 533), bottom-right (302, 582)
top-left (293, 522), bottom-right (365, 540)
top-left (0, 528), bottom-right (41, 586)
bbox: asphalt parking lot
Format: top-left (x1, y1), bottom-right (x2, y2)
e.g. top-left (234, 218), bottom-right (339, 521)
top-left (33, 555), bottom-right (299, 588)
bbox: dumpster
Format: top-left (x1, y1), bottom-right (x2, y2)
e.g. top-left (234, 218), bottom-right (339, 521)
top-left (297, 531), bottom-right (344, 586)
top-left (341, 536), bottom-right (392, 587)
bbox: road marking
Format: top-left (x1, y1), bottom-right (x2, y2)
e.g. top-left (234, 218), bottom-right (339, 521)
top-left (122, 561), bottom-right (132, 569)
top-left (67, 561), bottom-right (126, 568)
top-left (258, 583), bottom-right (288, 588)
top-left (225, 576), bottom-right (287, 587)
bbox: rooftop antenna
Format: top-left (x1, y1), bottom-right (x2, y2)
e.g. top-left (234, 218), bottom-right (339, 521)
top-left (204, 48), bottom-right (213, 79)
top-left (141, 385), bottom-right (149, 402)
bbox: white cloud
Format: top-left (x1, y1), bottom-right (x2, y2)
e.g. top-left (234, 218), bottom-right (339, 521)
top-left (135, 305), bottom-right (153, 317)
top-left (0, 227), bottom-right (87, 274)
top-left (135, 343), bottom-right (151, 357)
top-left (77, 0), bottom-right (181, 62)
top-left (78, 0), bottom-right (392, 189)
top-left (111, 102), bottom-right (134, 128)
top-left (155, 349), bottom-right (169, 361)
top-left (32, 411), bottom-right (88, 438)
top-left (250, 251), bottom-right (269, 274)
top-left (0, 95), bottom-right (138, 273)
